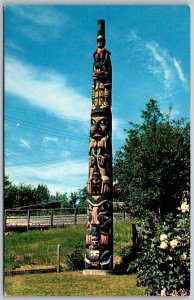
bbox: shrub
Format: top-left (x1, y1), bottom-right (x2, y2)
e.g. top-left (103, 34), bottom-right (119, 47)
top-left (133, 199), bottom-right (190, 296)
top-left (66, 243), bottom-right (85, 271)
top-left (114, 243), bottom-right (136, 274)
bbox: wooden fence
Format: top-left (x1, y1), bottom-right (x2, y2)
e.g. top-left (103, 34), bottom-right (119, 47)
top-left (4, 207), bottom-right (130, 230)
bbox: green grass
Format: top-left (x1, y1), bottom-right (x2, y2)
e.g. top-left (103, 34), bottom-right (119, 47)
top-left (5, 220), bottom-right (133, 270)
top-left (4, 220), bottom-right (144, 296)
top-left (4, 271), bottom-right (145, 296)
top-left (114, 219), bottom-right (133, 256)
top-left (4, 225), bottom-right (86, 269)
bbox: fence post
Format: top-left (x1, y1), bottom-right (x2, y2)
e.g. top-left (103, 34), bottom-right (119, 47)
top-left (27, 210), bottom-right (30, 231)
top-left (123, 207), bottom-right (126, 220)
top-left (57, 244), bottom-right (60, 272)
top-left (74, 207), bottom-right (77, 225)
top-left (51, 211), bottom-right (53, 228)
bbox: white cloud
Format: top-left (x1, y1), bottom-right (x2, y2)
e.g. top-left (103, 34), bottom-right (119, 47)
top-left (173, 57), bottom-right (186, 83)
top-left (11, 6), bottom-right (69, 27)
top-left (5, 56), bottom-right (90, 121)
top-left (19, 138), bottom-right (31, 149)
top-left (127, 29), bottom-right (139, 41)
top-left (127, 32), bottom-right (188, 102)
top-left (6, 40), bottom-right (24, 52)
top-left (43, 136), bottom-right (59, 143)
top-left (146, 42), bottom-right (173, 91)
top-left (112, 117), bottom-right (126, 141)
top-left (20, 26), bottom-right (49, 43)
top-left (5, 158), bottom-right (88, 195)
top-left (7, 6), bottom-right (70, 43)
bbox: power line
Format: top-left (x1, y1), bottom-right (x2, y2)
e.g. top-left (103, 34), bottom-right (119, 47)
top-left (5, 106), bottom-right (89, 122)
top-left (5, 118), bottom-right (89, 142)
top-left (6, 107), bottom-right (129, 126)
top-left (6, 167), bottom-right (26, 183)
top-left (5, 153), bottom-right (87, 167)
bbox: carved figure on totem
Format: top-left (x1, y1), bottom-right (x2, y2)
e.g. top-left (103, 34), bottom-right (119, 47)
top-left (92, 19), bottom-right (112, 111)
top-left (85, 19), bottom-right (113, 271)
top-left (85, 196), bottom-right (113, 269)
top-left (88, 112), bottom-right (112, 195)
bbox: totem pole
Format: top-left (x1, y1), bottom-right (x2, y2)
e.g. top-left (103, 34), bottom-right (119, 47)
top-left (85, 19), bottom-right (113, 270)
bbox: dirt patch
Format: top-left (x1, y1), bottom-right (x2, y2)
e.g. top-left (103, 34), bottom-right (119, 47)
top-left (14, 265), bottom-right (56, 271)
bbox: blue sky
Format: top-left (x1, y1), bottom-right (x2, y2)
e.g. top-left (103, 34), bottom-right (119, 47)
top-left (4, 5), bottom-right (190, 196)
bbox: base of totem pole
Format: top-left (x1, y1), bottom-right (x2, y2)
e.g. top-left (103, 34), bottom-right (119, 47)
top-left (83, 269), bottom-right (113, 276)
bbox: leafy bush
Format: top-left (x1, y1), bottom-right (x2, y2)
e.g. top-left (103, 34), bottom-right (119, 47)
top-left (66, 243), bottom-right (85, 271)
top-left (114, 243), bottom-right (135, 274)
top-left (133, 198), bottom-right (190, 296)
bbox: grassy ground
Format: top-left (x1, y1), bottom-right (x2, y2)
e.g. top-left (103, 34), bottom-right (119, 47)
top-left (4, 271), bottom-right (145, 296)
top-left (5, 225), bottom-right (86, 269)
top-left (4, 220), bottom-right (144, 296)
top-left (5, 220), bottom-right (133, 270)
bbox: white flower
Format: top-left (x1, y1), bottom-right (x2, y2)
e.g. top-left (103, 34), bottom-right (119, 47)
top-left (160, 234), bottom-right (168, 242)
top-left (181, 201), bottom-right (189, 213)
top-left (160, 241), bottom-right (168, 250)
top-left (170, 239), bottom-right (178, 249)
top-left (167, 256), bottom-right (173, 261)
top-left (180, 253), bottom-right (187, 260)
top-left (161, 287), bottom-right (167, 296)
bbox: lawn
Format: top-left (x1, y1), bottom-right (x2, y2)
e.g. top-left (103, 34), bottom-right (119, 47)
top-left (5, 271), bottom-right (145, 296)
top-left (4, 220), bottom-right (145, 296)
top-left (4, 220), bottom-right (133, 270)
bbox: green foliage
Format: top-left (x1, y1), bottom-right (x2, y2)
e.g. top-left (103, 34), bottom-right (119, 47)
top-left (114, 219), bottom-right (133, 256)
top-left (35, 184), bottom-right (50, 203)
top-left (114, 246), bottom-right (137, 275)
top-left (69, 192), bottom-right (78, 208)
top-left (4, 176), bottom-right (17, 209)
top-left (54, 192), bottom-right (71, 208)
top-left (113, 99), bottom-right (190, 217)
top-left (4, 176), bottom-right (50, 209)
top-left (134, 200), bottom-right (190, 296)
top-left (4, 176), bottom-right (88, 211)
top-left (66, 243), bottom-right (85, 271)
top-left (76, 187), bottom-right (88, 213)
top-left (5, 254), bottom-right (33, 271)
top-left (5, 254), bottom-right (21, 270)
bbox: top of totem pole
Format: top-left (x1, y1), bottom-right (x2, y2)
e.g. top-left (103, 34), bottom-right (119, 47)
top-left (97, 19), bottom-right (105, 40)
top-left (91, 19), bottom-right (112, 115)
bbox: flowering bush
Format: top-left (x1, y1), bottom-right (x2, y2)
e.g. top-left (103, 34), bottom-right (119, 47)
top-left (133, 200), bottom-right (190, 296)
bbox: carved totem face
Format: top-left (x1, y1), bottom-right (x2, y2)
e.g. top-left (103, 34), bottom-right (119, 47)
top-left (97, 36), bottom-right (105, 49)
top-left (90, 115), bottom-right (109, 141)
top-left (86, 198), bottom-right (112, 247)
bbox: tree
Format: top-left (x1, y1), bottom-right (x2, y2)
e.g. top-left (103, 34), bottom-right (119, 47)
top-left (17, 183), bottom-right (36, 207)
top-left (55, 192), bottom-right (71, 208)
top-left (4, 176), bottom-right (16, 209)
top-left (4, 176), bottom-right (51, 208)
top-left (113, 99), bottom-right (190, 218)
top-left (35, 184), bottom-right (50, 203)
top-left (69, 192), bottom-right (78, 208)
top-left (76, 187), bottom-right (88, 213)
